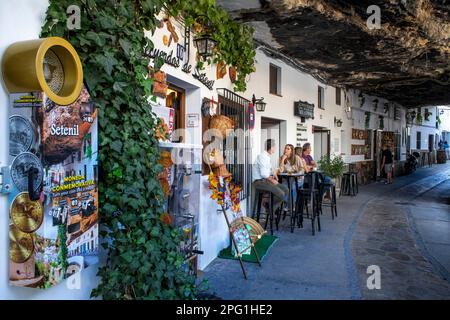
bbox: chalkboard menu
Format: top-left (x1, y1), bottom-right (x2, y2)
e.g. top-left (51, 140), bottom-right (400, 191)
top-left (294, 100), bottom-right (314, 119)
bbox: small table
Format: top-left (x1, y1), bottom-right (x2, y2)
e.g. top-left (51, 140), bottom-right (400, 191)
top-left (277, 172), bottom-right (304, 223)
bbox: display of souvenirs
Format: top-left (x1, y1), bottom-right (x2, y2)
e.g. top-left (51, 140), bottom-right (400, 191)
top-left (7, 85), bottom-right (99, 289)
top-left (351, 144), bottom-right (369, 156)
top-left (352, 128), bottom-right (367, 140)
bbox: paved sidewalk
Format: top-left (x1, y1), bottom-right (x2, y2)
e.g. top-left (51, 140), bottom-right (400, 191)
top-left (200, 163), bottom-right (450, 299)
top-left (352, 165), bottom-right (450, 299)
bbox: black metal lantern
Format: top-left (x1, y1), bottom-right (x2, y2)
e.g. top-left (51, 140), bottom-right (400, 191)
top-left (334, 117), bottom-right (343, 127)
top-left (252, 95), bottom-right (266, 112)
top-left (194, 35), bottom-right (217, 60)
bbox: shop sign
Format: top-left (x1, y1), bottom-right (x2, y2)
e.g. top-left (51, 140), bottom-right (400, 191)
top-left (294, 100), bottom-right (314, 119)
top-left (187, 114), bottom-right (199, 128)
top-left (144, 45), bottom-right (215, 90)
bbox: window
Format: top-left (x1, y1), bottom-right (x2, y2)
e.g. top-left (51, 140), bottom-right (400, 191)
top-left (269, 63), bottom-right (281, 95)
top-left (416, 131), bottom-right (421, 149)
top-left (216, 89), bottom-right (252, 203)
top-left (318, 86), bottom-right (325, 109)
top-left (335, 87), bottom-right (341, 105)
top-left (166, 85), bottom-right (186, 139)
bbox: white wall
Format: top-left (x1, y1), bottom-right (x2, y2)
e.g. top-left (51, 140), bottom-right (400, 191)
top-left (243, 50), bottom-right (349, 164)
top-left (348, 90), bottom-right (408, 161)
top-left (409, 106), bottom-right (440, 151)
top-left (0, 0), bottom-right (99, 300)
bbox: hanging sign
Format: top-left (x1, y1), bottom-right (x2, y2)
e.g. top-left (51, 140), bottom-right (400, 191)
top-left (248, 103), bottom-right (255, 130)
top-left (294, 100), bottom-right (314, 119)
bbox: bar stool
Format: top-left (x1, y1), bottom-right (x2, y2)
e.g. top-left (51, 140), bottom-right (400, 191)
top-left (319, 181), bottom-right (338, 219)
top-left (293, 172), bottom-right (322, 235)
top-left (350, 171), bottom-right (359, 194)
top-left (340, 173), bottom-right (354, 196)
top-left (253, 190), bottom-right (279, 235)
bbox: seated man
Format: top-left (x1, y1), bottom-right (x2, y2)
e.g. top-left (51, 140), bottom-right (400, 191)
top-left (302, 143), bottom-right (333, 197)
top-left (252, 139), bottom-right (289, 217)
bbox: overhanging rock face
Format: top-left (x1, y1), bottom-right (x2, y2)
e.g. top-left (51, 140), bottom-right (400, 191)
top-left (218, 0), bottom-right (450, 108)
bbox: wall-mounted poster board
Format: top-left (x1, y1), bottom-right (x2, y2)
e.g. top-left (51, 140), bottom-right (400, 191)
top-left (7, 86), bottom-right (98, 289)
top-left (352, 128), bottom-right (367, 140)
top-left (2, 37), bottom-right (98, 289)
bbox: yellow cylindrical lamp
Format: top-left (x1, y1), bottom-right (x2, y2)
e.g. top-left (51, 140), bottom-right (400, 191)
top-left (2, 37), bottom-right (83, 105)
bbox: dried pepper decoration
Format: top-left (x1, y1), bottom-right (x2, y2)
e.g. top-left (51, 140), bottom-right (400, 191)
top-left (208, 171), bottom-right (242, 213)
top-left (160, 212), bottom-right (173, 225)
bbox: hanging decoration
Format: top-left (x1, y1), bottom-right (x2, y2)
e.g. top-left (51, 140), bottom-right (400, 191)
top-left (216, 60), bottom-right (227, 79)
top-left (365, 111), bottom-right (371, 129)
top-left (358, 92), bottom-right (365, 108)
top-left (229, 66), bottom-right (237, 83)
top-left (373, 99), bottom-right (379, 112)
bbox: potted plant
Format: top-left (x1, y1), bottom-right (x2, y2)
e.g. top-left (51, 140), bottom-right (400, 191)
top-left (318, 155), bottom-right (345, 193)
top-left (417, 113), bottom-right (423, 125)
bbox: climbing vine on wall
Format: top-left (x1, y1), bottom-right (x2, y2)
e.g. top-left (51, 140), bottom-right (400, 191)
top-left (41, 0), bottom-right (198, 299)
top-left (167, 0), bottom-right (256, 92)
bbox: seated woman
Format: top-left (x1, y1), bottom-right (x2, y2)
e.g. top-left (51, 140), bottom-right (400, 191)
top-left (302, 142), bottom-right (333, 198)
top-left (279, 144), bottom-right (305, 204)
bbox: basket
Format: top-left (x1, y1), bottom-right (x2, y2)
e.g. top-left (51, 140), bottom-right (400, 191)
top-left (209, 115), bottom-right (235, 138)
top-left (230, 217), bottom-right (266, 243)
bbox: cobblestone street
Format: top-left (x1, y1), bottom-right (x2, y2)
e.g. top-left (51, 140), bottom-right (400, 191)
top-left (202, 163), bottom-right (450, 300)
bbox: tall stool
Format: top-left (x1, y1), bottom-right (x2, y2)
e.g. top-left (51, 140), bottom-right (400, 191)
top-left (293, 172), bottom-right (322, 235)
top-left (350, 171), bottom-right (359, 194)
top-left (319, 181), bottom-right (337, 219)
top-left (340, 172), bottom-right (356, 196)
top-left (253, 190), bottom-right (279, 235)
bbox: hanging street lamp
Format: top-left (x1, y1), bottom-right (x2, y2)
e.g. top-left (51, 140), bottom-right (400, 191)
top-left (193, 15), bottom-right (217, 60)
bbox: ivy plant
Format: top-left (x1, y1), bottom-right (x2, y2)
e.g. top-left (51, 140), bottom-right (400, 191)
top-left (41, 0), bottom-right (198, 299)
top-left (167, 0), bottom-right (256, 92)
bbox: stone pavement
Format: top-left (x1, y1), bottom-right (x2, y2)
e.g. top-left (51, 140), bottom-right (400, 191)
top-left (200, 163), bottom-right (450, 300)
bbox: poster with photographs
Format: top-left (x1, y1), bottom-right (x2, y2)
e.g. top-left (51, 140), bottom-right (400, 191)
top-left (8, 85), bottom-right (98, 289)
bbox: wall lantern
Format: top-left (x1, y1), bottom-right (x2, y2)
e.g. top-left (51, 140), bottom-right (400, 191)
top-left (334, 117), bottom-right (343, 127)
top-left (252, 94), bottom-right (266, 112)
top-left (193, 15), bottom-right (217, 60)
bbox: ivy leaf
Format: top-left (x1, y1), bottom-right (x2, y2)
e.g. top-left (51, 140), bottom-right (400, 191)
top-left (111, 140), bottom-right (123, 152)
top-left (119, 38), bottom-right (132, 56)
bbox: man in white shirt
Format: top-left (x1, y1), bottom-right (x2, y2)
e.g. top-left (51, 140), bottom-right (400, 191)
top-left (252, 139), bottom-right (288, 217)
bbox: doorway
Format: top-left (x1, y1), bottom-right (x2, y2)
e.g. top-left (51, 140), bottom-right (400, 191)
top-left (166, 84), bottom-right (186, 134)
top-left (261, 117), bottom-right (285, 169)
top-left (313, 126), bottom-right (330, 162)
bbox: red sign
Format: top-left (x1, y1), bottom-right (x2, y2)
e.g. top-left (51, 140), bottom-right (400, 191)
top-left (248, 103), bottom-right (255, 130)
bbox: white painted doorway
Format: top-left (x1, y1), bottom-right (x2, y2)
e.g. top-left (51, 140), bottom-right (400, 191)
top-left (313, 126), bottom-right (330, 162)
top-left (261, 117), bottom-right (286, 170)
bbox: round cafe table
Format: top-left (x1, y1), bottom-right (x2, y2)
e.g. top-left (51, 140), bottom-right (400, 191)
top-left (277, 172), bottom-right (304, 225)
